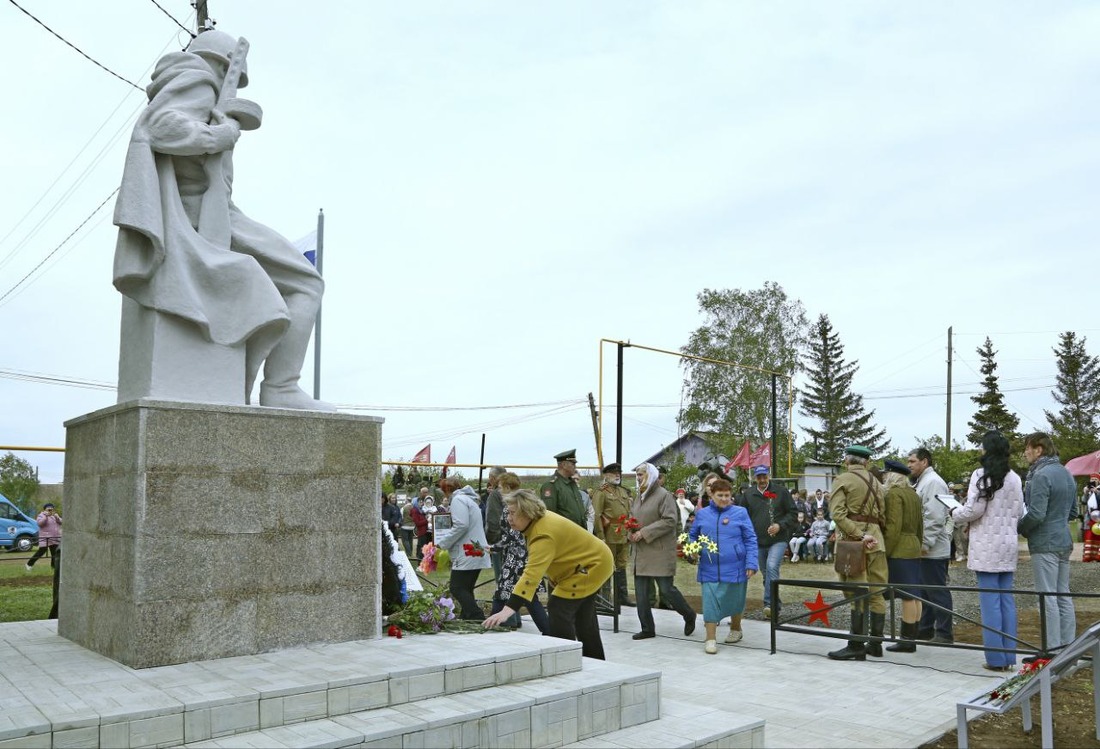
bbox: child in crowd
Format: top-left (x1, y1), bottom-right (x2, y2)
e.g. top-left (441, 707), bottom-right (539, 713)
top-left (806, 509), bottom-right (831, 562)
top-left (788, 511), bottom-right (811, 562)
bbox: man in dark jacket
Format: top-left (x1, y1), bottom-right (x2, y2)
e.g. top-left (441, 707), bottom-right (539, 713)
top-left (743, 465), bottom-right (797, 618)
top-left (1019, 432), bottom-right (1079, 653)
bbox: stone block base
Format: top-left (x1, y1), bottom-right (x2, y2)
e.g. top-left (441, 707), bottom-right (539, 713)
top-left (58, 399), bottom-right (383, 668)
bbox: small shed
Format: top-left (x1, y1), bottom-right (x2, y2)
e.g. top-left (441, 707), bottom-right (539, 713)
top-left (800, 460), bottom-right (842, 494)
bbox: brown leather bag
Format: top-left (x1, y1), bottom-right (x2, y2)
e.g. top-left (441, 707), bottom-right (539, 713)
top-left (834, 539), bottom-right (866, 576)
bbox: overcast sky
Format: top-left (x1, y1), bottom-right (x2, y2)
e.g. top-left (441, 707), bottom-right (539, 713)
top-left (1, 1), bottom-right (1097, 484)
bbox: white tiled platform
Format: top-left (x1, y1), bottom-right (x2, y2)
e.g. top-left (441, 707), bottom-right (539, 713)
top-left (601, 606), bottom-right (1009, 748)
top-left (0, 622), bottom-right (587, 748)
top-left (1, 605), bottom-right (1006, 748)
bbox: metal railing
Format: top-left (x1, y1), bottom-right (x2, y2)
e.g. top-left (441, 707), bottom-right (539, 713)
top-left (768, 577), bottom-right (1100, 658)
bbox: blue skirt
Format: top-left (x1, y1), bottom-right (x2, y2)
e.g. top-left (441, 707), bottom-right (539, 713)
top-left (887, 557), bottom-right (921, 599)
top-left (702, 581), bottom-right (748, 623)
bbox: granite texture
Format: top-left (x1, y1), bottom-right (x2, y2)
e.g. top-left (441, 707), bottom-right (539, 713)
top-left (59, 400), bottom-right (383, 668)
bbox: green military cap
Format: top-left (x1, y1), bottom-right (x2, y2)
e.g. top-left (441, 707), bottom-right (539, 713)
top-left (844, 445), bottom-right (873, 458)
top-left (554, 449), bottom-right (578, 462)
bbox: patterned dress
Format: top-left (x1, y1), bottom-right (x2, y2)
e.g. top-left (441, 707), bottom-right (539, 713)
top-left (495, 506), bottom-right (547, 602)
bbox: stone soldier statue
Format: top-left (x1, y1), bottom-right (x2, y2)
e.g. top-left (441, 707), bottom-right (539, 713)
top-left (590, 462), bottom-right (635, 606)
top-left (112, 29), bottom-right (332, 410)
top-left (827, 444), bottom-right (888, 661)
top-left (540, 449), bottom-right (587, 528)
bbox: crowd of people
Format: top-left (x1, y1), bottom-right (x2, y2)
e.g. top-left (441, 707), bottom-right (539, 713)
top-left (384, 430), bottom-right (1086, 667)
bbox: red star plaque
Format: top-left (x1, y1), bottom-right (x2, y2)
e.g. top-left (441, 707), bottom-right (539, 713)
top-left (803, 591), bottom-right (832, 627)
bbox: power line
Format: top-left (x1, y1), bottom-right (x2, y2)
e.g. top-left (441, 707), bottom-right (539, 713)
top-left (147, 0), bottom-right (194, 37)
top-left (7, 0), bottom-right (142, 91)
top-left (0, 368), bottom-right (114, 391)
top-left (0, 188), bottom-right (118, 308)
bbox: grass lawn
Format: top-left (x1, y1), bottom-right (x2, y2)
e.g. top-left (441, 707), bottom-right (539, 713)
top-left (0, 550), bottom-right (55, 622)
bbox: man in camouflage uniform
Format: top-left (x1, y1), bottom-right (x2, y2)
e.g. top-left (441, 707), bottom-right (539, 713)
top-left (541, 449), bottom-right (586, 528)
top-left (591, 462), bottom-right (635, 606)
top-left (827, 444), bottom-right (888, 661)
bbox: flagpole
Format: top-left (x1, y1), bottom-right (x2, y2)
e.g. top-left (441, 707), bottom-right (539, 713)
top-left (313, 209), bottom-right (324, 401)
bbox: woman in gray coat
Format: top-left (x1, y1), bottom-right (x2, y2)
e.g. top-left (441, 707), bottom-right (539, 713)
top-left (436, 477), bottom-right (492, 620)
top-left (628, 463), bottom-right (697, 639)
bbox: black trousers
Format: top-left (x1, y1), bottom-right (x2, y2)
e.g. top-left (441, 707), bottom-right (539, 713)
top-left (635, 575), bottom-right (694, 635)
top-left (547, 591), bottom-right (605, 660)
top-left (449, 568), bottom-right (484, 620)
top-left (27, 545), bottom-right (58, 568)
top-left (918, 557), bottom-right (953, 638)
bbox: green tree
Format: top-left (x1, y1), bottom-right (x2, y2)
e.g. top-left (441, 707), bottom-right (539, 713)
top-left (679, 282), bottom-right (808, 462)
top-left (1045, 331), bottom-right (1100, 460)
top-left (966, 337), bottom-right (1020, 446)
top-left (0, 452), bottom-right (39, 514)
top-left (798, 314), bottom-right (890, 461)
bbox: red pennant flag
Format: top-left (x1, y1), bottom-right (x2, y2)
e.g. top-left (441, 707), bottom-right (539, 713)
top-left (726, 440), bottom-right (752, 472)
top-left (747, 441), bottom-right (771, 470)
top-left (411, 444), bottom-right (431, 464)
top-left (445, 446), bottom-right (456, 465)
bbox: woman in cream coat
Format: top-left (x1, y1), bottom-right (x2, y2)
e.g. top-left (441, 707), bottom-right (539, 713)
top-left (950, 431), bottom-right (1024, 671)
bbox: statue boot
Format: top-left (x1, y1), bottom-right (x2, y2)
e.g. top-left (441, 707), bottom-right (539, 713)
top-left (253, 291), bottom-right (336, 411)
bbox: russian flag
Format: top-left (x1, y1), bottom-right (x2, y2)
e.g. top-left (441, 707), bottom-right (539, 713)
top-left (294, 230), bottom-right (318, 266)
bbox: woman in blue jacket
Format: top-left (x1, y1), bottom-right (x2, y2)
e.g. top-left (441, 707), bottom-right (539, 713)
top-left (688, 478), bottom-right (758, 654)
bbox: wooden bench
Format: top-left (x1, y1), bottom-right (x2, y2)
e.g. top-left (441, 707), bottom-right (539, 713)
top-left (956, 620), bottom-right (1100, 748)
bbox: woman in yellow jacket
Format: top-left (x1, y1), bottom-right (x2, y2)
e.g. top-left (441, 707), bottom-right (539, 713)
top-left (483, 489), bottom-right (613, 659)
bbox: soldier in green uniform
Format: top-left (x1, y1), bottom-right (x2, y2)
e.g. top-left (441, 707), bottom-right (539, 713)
top-left (590, 462), bottom-right (635, 606)
top-left (541, 449), bottom-right (587, 528)
top-left (827, 444), bottom-right (889, 662)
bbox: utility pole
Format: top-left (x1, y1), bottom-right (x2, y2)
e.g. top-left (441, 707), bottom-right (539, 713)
top-left (312, 209), bottom-right (324, 401)
top-left (194, 0), bottom-right (213, 32)
top-left (588, 393), bottom-right (602, 469)
top-left (946, 326), bottom-right (953, 447)
top-left (615, 342), bottom-right (629, 468)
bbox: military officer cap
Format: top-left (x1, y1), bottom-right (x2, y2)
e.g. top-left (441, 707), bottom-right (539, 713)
top-left (601, 462), bottom-right (621, 474)
top-left (554, 449), bottom-right (578, 463)
top-left (883, 458), bottom-right (910, 475)
top-left (845, 445), bottom-right (873, 459)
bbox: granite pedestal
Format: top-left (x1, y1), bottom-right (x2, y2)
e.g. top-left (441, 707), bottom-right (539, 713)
top-left (58, 399), bottom-right (383, 669)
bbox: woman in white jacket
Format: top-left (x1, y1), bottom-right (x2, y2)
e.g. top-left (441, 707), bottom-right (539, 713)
top-left (950, 431), bottom-right (1024, 671)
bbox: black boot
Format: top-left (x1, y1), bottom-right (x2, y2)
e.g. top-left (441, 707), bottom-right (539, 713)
top-left (614, 570), bottom-right (635, 607)
top-left (866, 613), bottom-right (885, 658)
top-left (886, 621), bottom-right (918, 653)
top-left (828, 605), bottom-right (867, 661)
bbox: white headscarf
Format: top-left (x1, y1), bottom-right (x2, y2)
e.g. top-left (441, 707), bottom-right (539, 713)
top-left (634, 462), bottom-right (660, 500)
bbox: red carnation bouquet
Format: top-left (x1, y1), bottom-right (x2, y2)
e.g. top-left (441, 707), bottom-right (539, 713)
top-left (462, 541), bottom-right (486, 557)
top-left (763, 491), bottom-right (777, 500)
top-left (614, 515), bottom-right (641, 536)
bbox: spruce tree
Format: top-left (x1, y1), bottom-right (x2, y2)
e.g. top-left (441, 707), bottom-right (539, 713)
top-left (798, 314), bottom-right (890, 461)
top-left (966, 337), bottom-right (1020, 445)
top-left (1045, 332), bottom-right (1100, 459)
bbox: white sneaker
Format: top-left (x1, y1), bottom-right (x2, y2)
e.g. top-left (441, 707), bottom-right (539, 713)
top-left (24, 564), bottom-right (32, 573)
top-left (791, 554), bottom-right (799, 563)
top-left (725, 629), bottom-right (743, 644)
top-left (704, 639), bottom-right (718, 654)
top-left (763, 606), bottom-right (771, 619)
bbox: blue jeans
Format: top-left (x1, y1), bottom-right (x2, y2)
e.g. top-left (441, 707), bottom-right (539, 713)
top-left (758, 542), bottom-right (786, 609)
top-left (1031, 550), bottom-right (1076, 649)
top-left (918, 557), bottom-right (953, 639)
top-left (976, 571), bottom-right (1017, 668)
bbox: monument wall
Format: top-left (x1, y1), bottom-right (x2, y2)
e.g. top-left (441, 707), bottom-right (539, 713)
top-left (58, 399), bottom-right (383, 668)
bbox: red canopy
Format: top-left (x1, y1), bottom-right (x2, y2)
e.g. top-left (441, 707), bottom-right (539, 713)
top-left (1064, 449), bottom-right (1100, 477)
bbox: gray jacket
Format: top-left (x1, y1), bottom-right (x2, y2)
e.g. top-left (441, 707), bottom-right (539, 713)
top-left (914, 467), bottom-right (952, 559)
top-left (1018, 456), bottom-right (1078, 554)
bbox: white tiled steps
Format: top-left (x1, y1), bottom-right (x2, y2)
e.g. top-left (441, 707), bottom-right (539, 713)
top-left (183, 659), bottom-right (663, 749)
top-left (562, 698), bottom-right (765, 749)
